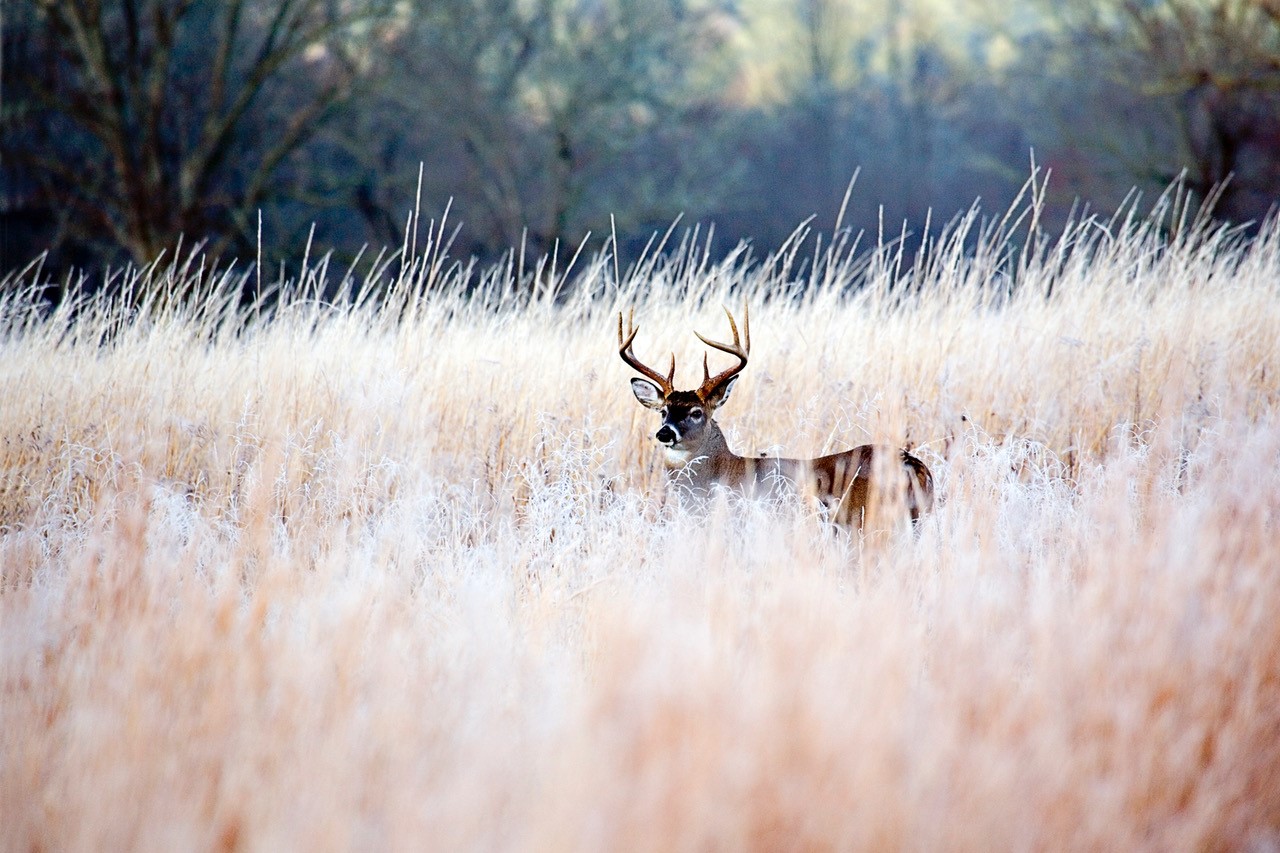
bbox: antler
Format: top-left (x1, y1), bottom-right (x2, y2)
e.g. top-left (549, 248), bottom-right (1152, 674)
top-left (695, 305), bottom-right (750, 397)
top-left (618, 310), bottom-right (676, 396)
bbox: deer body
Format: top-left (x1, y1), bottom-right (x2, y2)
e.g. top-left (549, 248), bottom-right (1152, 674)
top-left (619, 307), bottom-right (934, 528)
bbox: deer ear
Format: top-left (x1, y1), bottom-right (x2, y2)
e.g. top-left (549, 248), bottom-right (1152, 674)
top-left (630, 378), bottom-right (666, 409)
top-left (703, 375), bottom-right (738, 409)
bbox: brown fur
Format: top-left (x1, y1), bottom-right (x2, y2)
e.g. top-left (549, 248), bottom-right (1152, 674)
top-left (650, 396), bottom-right (933, 527)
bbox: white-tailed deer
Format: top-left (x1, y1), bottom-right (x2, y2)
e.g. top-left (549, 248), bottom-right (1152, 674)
top-left (618, 306), bottom-right (934, 528)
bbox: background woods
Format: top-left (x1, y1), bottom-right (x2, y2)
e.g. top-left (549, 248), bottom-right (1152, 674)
top-left (4, 0), bottom-right (1280, 277)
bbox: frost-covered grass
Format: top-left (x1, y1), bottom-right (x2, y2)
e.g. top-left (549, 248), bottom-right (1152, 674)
top-left (2, 194), bottom-right (1279, 849)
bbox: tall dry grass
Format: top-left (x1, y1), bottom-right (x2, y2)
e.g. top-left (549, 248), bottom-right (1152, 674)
top-left (2, 190), bottom-right (1279, 850)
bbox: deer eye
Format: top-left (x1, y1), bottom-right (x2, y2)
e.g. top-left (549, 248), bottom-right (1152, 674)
top-left (689, 409), bottom-right (704, 421)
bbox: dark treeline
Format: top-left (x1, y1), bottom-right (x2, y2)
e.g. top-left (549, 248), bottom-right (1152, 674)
top-left (4, 0), bottom-right (1280, 284)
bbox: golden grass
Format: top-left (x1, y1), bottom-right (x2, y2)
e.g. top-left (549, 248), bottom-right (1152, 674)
top-left (2, 196), bottom-right (1279, 849)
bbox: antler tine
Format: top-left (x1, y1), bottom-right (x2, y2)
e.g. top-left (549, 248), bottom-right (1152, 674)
top-left (617, 310), bottom-right (676, 395)
top-left (694, 304), bottom-right (750, 396)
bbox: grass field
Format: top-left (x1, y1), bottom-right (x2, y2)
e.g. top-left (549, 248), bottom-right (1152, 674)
top-left (2, 191), bottom-right (1279, 850)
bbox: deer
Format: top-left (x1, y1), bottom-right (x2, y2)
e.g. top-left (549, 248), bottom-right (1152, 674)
top-left (618, 306), bottom-right (934, 528)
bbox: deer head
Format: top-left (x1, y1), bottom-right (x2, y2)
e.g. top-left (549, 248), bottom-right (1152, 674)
top-left (618, 306), bottom-right (750, 455)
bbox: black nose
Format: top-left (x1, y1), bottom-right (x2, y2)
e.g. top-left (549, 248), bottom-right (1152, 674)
top-left (655, 425), bottom-right (677, 445)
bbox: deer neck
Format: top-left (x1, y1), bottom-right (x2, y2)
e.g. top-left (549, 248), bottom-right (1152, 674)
top-left (662, 419), bottom-right (742, 486)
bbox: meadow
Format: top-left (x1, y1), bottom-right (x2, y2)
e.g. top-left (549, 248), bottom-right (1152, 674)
top-left (2, 188), bottom-right (1279, 850)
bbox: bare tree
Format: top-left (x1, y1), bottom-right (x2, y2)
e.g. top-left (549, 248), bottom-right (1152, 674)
top-left (1048, 0), bottom-right (1280, 222)
top-left (4, 0), bottom-right (393, 268)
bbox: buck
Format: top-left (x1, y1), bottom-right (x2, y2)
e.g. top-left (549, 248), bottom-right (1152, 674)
top-left (618, 306), bottom-right (934, 527)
